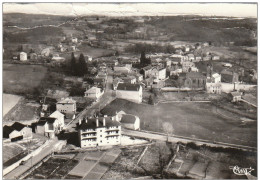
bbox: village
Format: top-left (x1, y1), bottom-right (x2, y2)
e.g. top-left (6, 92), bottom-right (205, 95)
top-left (3, 12), bottom-right (257, 179)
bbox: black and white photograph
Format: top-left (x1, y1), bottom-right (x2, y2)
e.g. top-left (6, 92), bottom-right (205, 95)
top-left (2, 2), bottom-right (258, 179)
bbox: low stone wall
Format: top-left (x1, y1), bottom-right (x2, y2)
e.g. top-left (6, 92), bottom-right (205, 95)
top-left (221, 83), bottom-right (256, 93)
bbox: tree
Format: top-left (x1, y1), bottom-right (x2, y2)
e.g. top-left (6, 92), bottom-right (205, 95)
top-left (162, 122), bottom-right (174, 142)
top-left (70, 52), bottom-right (76, 75)
top-left (140, 51), bottom-right (146, 65)
top-left (77, 53), bottom-right (87, 76)
top-left (148, 95), bottom-right (154, 105)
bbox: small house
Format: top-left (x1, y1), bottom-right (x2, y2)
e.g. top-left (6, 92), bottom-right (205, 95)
top-left (84, 87), bottom-right (104, 101)
top-left (120, 114), bottom-right (140, 130)
top-left (230, 91), bottom-right (242, 102)
top-left (20, 52), bottom-right (27, 61)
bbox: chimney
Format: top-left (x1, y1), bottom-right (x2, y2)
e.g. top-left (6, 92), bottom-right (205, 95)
top-left (96, 118), bottom-right (99, 127)
top-left (103, 117), bottom-right (106, 126)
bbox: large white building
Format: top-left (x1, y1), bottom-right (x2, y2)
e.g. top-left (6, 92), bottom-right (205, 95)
top-left (78, 116), bottom-right (121, 148)
top-left (116, 83), bottom-right (142, 103)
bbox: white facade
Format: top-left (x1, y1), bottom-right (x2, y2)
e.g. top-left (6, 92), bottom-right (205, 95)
top-left (49, 111), bottom-right (65, 130)
top-left (151, 68), bottom-right (166, 80)
top-left (206, 83), bottom-right (222, 94)
top-left (116, 84), bottom-right (142, 104)
top-left (72, 37), bottom-right (78, 43)
top-left (84, 87), bottom-right (104, 100)
top-left (20, 52), bottom-right (27, 61)
top-left (79, 117), bottom-right (121, 148)
top-left (212, 73), bottom-right (221, 83)
top-left (56, 98), bottom-right (76, 114)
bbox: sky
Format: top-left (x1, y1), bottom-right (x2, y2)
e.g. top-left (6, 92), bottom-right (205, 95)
top-left (3, 3), bottom-right (257, 18)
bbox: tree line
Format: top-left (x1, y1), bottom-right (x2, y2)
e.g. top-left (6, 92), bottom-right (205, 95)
top-left (69, 52), bottom-right (88, 76)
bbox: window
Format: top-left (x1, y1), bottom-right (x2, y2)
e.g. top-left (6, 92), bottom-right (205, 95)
top-left (100, 135), bottom-right (102, 137)
top-left (100, 140), bottom-right (102, 143)
top-left (100, 130), bottom-right (102, 132)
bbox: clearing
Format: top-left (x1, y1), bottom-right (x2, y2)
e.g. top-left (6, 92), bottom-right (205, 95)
top-left (3, 93), bottom-right (22, 117)
top-left (3, 64), bottom-right (47, 95)
top-left (102, 99), bottom-right (257, 147)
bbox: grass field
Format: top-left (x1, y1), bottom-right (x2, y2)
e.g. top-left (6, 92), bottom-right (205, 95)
top-left (3, 93), bottom-right (22, 116)
top-left (101, 99), bottom-right (257, 147)
top-left (3, 64), bottom-right (47, 95)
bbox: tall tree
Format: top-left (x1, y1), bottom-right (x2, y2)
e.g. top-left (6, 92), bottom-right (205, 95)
top-left (140, 51), bottom-right (146, 65)
top-left (77, 53), bottom-right (87, 76)
top-left (70, 52), bottom-right (76, 75)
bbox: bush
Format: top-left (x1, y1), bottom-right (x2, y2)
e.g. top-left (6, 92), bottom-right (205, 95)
top-left (69, 87), bottom-right (85, 96)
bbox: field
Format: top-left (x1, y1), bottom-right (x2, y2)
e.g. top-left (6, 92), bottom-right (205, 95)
top-left (25, 157), bottom-right (78, 179)
top-left (25, 148), bottom-right (122, 179)
top-left (3, 93), bottom-right (22, 117)
top-left (101, 99), bottom-right (257, 147)
top-left (3, 64), bottom-right (47, 95)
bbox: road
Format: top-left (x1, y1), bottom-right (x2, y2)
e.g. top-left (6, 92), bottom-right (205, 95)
top-left (122, 129), bottom-right (257, 152)
top-left (4, 138), bottom-right (60, 179)
top-left (66, 68), bottom-right (115, 132)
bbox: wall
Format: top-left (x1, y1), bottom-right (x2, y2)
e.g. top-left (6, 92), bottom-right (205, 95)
top-left (56, 103), bottom-right (76, 114)
top-left (221, 83), bottom-right (256, 93)
top-left (116, 90), bottom-right (142, 103)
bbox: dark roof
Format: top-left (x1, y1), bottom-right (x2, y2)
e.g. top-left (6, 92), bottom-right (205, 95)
top-left (78, 117), bottom-right (121, 130)
top-left (117, 83), bottom-right (141, 91)
top-left (3, 125), bottom-right (15, 135)
top-left (121, 114), bottom-right (137, 124)
top-left (39, 117), bottom-right (57, 124)
top-left (142, 65), bottom-right (152, 71)
top-left (37, 120), bottom-right (48, 126)
top-left (186, 72), bottom-right (206, 79)
top-left (11, 122), bottom-right (26, 131)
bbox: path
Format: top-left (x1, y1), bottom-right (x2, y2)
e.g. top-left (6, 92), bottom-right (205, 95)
top-left (122, 129), bottom-right (256, 152)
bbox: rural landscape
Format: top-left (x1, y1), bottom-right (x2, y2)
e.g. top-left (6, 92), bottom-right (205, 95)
top-left (2, 3), bottom-right (257, 179)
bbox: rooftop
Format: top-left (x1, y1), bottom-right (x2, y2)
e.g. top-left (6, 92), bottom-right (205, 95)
top-left (85, 86), bottom-right (101, 94)
top-left (117, 83), bottom-right (141, 91)
top-left (78, 117), bottom-right (121, 130)
top-left (57, 97), bottom-right (76, 104)
top-left (120, 114), bottom-right (137, 124)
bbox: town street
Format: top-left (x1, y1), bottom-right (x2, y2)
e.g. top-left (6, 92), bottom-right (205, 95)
top-left (66, 68), bottom-right (115, 132)
top-left (4, 138), bottom-right (61, 179)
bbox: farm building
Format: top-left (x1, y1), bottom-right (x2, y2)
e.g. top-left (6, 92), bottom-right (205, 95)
top-left (78, 116), bottom-right (121, 148)
top-left (120, 114), bottom-right (140, 130)
top-left (116, 83), bottom-right (143, 103)
top-left (20, 52), bottom-right (27, 61)
top-left (3, 122), bottom-right (32, 141)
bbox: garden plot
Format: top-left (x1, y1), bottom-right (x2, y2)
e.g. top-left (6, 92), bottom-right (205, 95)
top-left (25, 157), bottom-right (78, 179)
